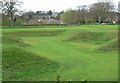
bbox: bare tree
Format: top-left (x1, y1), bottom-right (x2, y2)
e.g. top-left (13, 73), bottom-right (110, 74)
top-left (22, 11), bottom-right (35, 21)
top-left (118, 1), bottom-right (120, 13)
top-left (77, 5), bottom-right (88, 24)
top-left (89, 1), bottom-right (115, 23)
top-left (0, 0), bottom-right (23, 25)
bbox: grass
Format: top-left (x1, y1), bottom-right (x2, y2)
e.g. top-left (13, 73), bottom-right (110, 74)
top-left (98, 38), bottom-right (119, 51)
top-left (64, 30), bottom-right (116, 43)
top-left (2, 34), bottom-right (60, 81)
top-left (3, 30), bottom-right (65, 37)
top-left (2, 25), bottom-right (118, 81)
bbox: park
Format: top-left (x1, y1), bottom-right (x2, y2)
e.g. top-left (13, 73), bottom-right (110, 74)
top-left (2, 25), bottom-right (118, 81)
top-left (0, 0), bottom-right (119, 82)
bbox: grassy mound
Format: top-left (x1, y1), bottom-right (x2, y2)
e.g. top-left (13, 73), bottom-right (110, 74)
top-left (2, 34), bottom-right (30, 47)
top-left (64, 30), bottom-right (117, 44)
top-left (2, 34), bottom-right (60, 81)
top-left (3, 30), bottom-right (65, 37)
top-left (2, 46), bottom-right (60, 81)
top-left (98, 38), bottom-right (119, 51)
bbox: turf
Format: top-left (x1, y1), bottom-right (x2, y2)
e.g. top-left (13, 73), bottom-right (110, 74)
top-left (2, 25), bottom-right (118, 81)
top-left (98, 38), bottom-right (119, 51)
top-left (2, 35), bottom-right (60, 81)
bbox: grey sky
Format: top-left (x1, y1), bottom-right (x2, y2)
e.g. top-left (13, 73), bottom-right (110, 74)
top-left (22, 0), bottom-right (119, 12)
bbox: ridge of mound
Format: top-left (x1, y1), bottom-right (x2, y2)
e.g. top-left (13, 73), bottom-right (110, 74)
top-left (98, 38), bottom-right (119, 51)
top-left (64, 30), bottom-right (117, 44)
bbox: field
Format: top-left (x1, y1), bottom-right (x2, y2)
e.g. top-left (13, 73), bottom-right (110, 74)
top-left (2, 25), bottom-right (118, 81)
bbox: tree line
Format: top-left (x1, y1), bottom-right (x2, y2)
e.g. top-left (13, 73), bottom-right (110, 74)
top-left (61, 1), bottom-right (118, 24)
top-left (0, 0), bottom-right (119, 26)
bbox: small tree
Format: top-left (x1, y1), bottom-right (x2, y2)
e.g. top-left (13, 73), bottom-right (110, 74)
top-left (61, 9), bottom-right (80, 24)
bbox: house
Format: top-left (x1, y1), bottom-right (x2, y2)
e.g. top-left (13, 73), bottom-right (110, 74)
top-left (47, 19), bottom-right (61, 24)
top-left (22, 10), bottom-right (60, 25)
top-left (34, 11), bottom-right (59, 19)
top-left (34, 11), bottom-right (50, 19)
top-left (112, 12), bottom-right (120, 24)
top-left (52, 11), bottom-right (58, 18)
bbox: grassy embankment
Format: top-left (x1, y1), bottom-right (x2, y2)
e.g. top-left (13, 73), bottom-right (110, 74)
top-left (2, 25), bottom-right (118, 81)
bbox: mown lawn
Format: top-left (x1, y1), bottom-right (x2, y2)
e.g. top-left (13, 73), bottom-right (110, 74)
top-left (2, 25), bottom-right (118, 81)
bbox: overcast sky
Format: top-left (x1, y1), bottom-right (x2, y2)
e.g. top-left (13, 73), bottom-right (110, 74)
top-left (22, 0), bottom-right (120, 12)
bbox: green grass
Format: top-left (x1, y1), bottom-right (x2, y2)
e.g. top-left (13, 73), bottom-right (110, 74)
top-left (64, 30), bottom-right (116, 43)
top-left (98, 38), bottom-right (119, 51)
top-left (2, 25), bottom-right (118, 81)
top-left (2, 35), bottom-right (60, 81)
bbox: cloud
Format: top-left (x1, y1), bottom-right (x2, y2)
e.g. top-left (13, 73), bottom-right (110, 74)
top-left (22, 0), bottom-right (118, 12)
